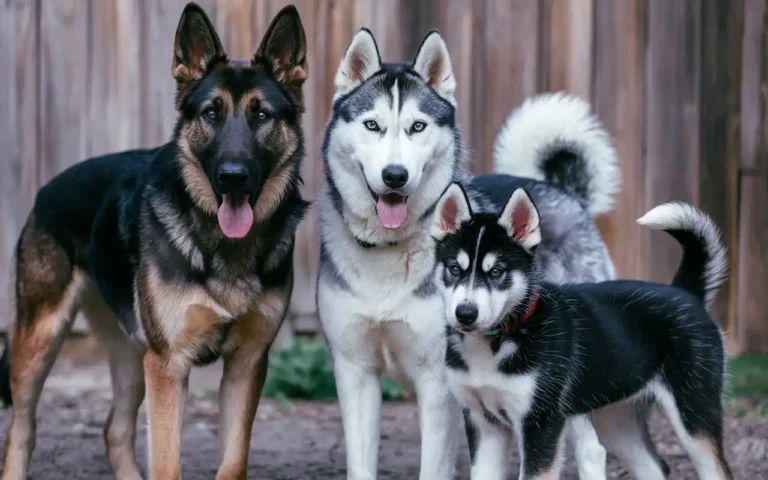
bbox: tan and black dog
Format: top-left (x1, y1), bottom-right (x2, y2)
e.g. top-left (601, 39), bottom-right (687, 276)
top-left (0, 3), bottom-right (308, 479)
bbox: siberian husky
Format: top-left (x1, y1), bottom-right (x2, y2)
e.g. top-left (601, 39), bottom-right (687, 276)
top-left (431, 183), bottom-right (732, 480)
top-left (317, 27), bottom-right (665, 479)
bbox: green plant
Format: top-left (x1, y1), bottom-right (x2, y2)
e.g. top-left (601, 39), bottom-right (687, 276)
top-left (262, 340), bottom-right (410, 402)
top-left (726, 354), bottom-right (768, 398)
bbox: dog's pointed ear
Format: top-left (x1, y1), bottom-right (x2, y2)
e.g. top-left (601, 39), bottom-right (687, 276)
top-left (254, 6), bottom-right (308, 90)
top-left (413, 30), bottom-right (456, 105)
top-left (432, 183), bottom-right (472, 240)
top-left (499, 188), bottom-right (541, 251)
top-left (172, 3), bottom-right (227, 91)
top-left (334, 28), bottom-right (381, 99)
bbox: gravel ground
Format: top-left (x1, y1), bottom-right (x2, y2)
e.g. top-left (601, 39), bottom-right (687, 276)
top-left (0, 345), bottom-right (766, 479)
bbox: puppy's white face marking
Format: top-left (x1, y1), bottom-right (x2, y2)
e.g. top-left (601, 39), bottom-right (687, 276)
top-left (468, 227), bottom-right (485, 290)
top-left (457, 250), bottom-right (470, 270)
top-left (481, 253), bottom-right (497, 273)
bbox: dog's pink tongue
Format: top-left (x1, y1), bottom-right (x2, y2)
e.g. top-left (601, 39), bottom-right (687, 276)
top-left (217, 194), bottom-right (253, 239)
top-left (376, 194), bottom-right (408, 229)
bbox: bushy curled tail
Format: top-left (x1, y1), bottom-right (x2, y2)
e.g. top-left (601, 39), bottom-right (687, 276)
top-left (493, 92), bottom-right (620, 216)
top-left (637, 202), bottom-right (729, 312)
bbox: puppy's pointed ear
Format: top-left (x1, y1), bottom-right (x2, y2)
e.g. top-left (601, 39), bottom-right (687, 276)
top-left (334, 28), bottom-right (381, 99)
top-left (432, 183), bottom-right (472, 240)
top-left (413, 30), bottom-right (456, 105)
top-left (172, 3), bottom-right (227, 92)
top-left (499, 188), bottom-right (541, 251)
top-left (254, 5), bottom-right (308, 92)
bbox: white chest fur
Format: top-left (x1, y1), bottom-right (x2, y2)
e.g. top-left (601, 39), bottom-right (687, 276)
top-left (447, 335), bottom-right (539, 427)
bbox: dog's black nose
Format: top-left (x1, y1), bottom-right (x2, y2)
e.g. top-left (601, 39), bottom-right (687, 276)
top-left (455, 303), bottom-right (478, 326)
top-left (217, 162), bottom-right (250, 189)
top-left (382, 164), bottom-right (409, 189)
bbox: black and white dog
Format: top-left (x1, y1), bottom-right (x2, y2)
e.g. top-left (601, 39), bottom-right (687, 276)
top-left (432, 183), bottom-right (733, 480)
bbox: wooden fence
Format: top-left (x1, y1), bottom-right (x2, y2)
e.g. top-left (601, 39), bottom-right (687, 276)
top-left (0, 0), bottom-right (766, 354)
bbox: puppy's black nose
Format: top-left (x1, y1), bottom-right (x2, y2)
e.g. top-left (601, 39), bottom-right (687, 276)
top-left (455, 303), bottom-right (479, 326)
top-left (382, 164), bottom-right (409, 189)
top-left (217, 162), bottom-right (249, 189)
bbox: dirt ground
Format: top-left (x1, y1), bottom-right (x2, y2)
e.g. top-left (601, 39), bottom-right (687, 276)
top-left (0, 341), bottom-right (766, 479)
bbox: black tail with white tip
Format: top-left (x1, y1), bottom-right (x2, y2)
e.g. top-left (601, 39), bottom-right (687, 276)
top-left (637, 202), bottom-right (728, 312)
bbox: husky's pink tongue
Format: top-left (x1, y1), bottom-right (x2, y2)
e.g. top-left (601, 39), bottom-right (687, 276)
top-left (217, 194), bottom-right (253, 239)
top-left (376, 194), bottom-right (408, 229)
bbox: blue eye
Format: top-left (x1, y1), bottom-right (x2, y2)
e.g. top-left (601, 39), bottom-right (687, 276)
top-left (410, 121), bottom-right (426, 133)
top-left (364, 120), bottom-right (380, 131)
top-left (449, 265), bottom-right (461, 276)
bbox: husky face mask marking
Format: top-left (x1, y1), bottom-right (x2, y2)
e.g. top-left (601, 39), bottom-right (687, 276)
top-left (432, 184), bottom-right (541, 331)
top-left (324, 29), bottom-right (459, 233)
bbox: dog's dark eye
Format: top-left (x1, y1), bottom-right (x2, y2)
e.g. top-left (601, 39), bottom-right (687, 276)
top-left (448, 264), bottom-right (461, 276)
top-left (489, 268), bottom-right (503, 279)
top-left (256, 109), bottom-right (270, 122)
top-left (410, 121), bottom-right (427, 134)
top-left (364, 120), bottom-right (380, 132)
top-left (202, 107), bottom-right (217, 121)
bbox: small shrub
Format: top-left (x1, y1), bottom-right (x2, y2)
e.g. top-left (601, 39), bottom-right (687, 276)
top-left (262, 340), bottom-right (410, 402)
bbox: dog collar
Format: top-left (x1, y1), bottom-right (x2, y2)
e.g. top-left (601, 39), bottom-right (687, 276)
top-left (484, 294), bottom-right (539, 337)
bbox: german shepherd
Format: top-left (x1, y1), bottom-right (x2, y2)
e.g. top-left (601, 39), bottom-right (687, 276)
top-left (0, 3), bottom-right (308, 479)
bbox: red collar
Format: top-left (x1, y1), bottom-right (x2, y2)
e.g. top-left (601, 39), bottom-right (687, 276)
top-left (499, 293), bottom-right (539, 336)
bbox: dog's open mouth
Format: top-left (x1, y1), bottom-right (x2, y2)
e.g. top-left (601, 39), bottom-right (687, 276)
top-left (217, 193), bottom-right (253, 239)
top-left (374, 192), bottom-right (408, 230)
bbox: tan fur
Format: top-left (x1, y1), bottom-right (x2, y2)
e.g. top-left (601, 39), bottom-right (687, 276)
top-left (237, 89), bottom-right (267, 112)
top-left (2, 269), bottom-right (85, 480)
top-left (216, 286), bottom-right (290, 479)
top-left (144, 350), bottom-right (187, 480)
top-left (254, 163), bottom-right (295, 223)
top-left (692, 435), bottom-right (730, 480)
top-left (178, 139), bottom-right (219, 215)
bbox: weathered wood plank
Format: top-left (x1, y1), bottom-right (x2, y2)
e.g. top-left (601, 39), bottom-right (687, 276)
top-left (592, 0), bottom-right (647, 280)
top-left (140, 0), bottom-right (202, 147)
top-left (481, 0), bottom-right (543, 174)
top-left (0, 0), bottom-right (40, 330)
top-left (38, 1), bottom-right (89, 186)
top-left (644, 0), bottom-right (702, 285)
top-left (547, 0), bottom-right (594, 99)
top-left (215, 0), bottom-right (253, 59)
top-left (733, 0), bottom-right (768, 354)
top-left (734, 176), bottom-right (768, 354)
top-left (88, 0), bottom-right (142, 156)
top-left (698, 0), bottom-right (744, 327)
top-left (741, 0), bottom-right (766, 171)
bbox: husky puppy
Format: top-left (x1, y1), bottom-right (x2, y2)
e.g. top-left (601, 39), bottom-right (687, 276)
top-left (0, 3), bottom-right (309, 479)
top-left (432, 183), bottom-right (733, 480)
top-left (317, 26), bottom-right (668, 479)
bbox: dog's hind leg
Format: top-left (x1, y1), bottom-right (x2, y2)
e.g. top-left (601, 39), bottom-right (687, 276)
top-left (1, 219), bottom-right (84, 480)
top-left (652, 378), bottom-right (733, 480)
top-left (83, 293), bottom-right (145, 480)
top-left (590, 401), bottom-right (669, 479)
